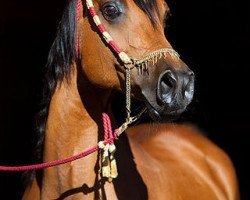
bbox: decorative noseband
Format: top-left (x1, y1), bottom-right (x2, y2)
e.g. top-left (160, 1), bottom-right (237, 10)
top-left (132, 48), bottom-right (180, 72)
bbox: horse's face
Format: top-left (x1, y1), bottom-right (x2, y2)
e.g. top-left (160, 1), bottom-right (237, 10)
top-left (79, 0), bottom-right (194, 121)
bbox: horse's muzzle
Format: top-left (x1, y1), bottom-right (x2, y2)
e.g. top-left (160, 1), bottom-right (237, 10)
top-left (148, 68), bottom-right (195, 121)
top-left (157, 69), bottom-right (194, 107)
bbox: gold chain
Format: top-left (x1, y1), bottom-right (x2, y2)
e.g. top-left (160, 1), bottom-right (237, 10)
top-left (125, 67), bottom-right (131, 119)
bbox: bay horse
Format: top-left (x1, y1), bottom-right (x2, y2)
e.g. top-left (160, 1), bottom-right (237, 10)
top-left (22, 0), bottom-right (240, 199)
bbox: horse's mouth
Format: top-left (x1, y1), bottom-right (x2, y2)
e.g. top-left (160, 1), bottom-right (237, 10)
top-left (145, 101), bottom-right (185, 122)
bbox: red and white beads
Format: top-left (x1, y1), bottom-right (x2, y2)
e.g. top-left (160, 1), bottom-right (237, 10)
top-left (85, 0), bottom-right (132, 65)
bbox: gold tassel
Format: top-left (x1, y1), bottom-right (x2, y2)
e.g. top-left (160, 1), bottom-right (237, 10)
top-left (98, 142), bottom-right (118, 180)
top-left (98, 142), bottom-right (110, 178)
top-left (109, 144), bottom-right (118, 179)
top-left (102, 143), bottom-right (110, 178)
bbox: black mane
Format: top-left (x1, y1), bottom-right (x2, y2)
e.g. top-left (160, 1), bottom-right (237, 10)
top-left (24, 0), bottom-right (159, 186)
top-left (33, 0), bottom-right (77, 165)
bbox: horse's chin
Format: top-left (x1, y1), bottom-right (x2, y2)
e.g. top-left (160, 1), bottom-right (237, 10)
top-left (145, 102), bottom-right (185, 122)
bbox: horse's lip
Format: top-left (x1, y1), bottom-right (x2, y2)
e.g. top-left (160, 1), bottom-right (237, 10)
top-left (145, 102), bottom-right (184, 122)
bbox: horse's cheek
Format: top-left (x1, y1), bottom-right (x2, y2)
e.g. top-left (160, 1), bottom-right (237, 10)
top-left (82, 62), bottom-right (120, 89)
top-left (128, 31), bottom-right (149, 51)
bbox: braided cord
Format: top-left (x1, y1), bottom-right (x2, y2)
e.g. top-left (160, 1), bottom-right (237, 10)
top-left (125, 68), bottom-right (131, 119)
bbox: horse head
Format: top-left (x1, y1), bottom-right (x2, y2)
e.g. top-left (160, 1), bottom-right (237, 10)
top-left (78, 0), bottom-right (194, 121)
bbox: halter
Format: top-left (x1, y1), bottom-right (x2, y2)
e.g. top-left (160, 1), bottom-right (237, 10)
top-left (76, 0), bottom-right (180, 179)
top-left (0, 0), bottom-right (180, 180)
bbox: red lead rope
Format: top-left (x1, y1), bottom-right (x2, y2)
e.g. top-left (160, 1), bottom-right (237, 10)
top-left (0, 146), bottom-right (99, 171)
top-left (0, 113), bottom-right (117, 172)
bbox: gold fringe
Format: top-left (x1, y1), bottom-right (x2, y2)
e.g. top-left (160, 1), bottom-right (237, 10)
top-left (133, 48), bottom-right (180, 70)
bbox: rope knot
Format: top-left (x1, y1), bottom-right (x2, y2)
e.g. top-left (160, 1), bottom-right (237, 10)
top-left (98, 110), bottom-right (146, 180)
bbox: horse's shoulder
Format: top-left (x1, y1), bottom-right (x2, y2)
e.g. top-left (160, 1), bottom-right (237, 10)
top-left (127, 123), bottom-right (240, 199)
top-left (127, 123), bottom-right (231, 164)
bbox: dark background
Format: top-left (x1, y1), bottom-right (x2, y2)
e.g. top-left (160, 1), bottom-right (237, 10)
top-left (0, 0), bottom-right (249, 199)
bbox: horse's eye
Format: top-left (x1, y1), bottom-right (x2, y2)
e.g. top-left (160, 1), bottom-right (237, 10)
top-left (102, 3), bottom-right (122, 21)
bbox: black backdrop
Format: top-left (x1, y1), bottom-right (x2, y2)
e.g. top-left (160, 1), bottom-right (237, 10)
top-left (0, 0), bottom-right (249, 199)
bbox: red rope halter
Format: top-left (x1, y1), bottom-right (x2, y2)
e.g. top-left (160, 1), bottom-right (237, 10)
top-left (75, 0), bottom-right (132, 64)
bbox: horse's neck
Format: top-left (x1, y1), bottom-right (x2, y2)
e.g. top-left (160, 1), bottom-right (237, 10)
top-left (41, 68), bottom-right (115, 198)
top-left (44, 72), bottom-right (111, 160)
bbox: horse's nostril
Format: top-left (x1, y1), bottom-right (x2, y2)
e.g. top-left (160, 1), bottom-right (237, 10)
top-left (158, 70), bottom-right (177, 104)
top-left (160, 70), bottom-right (176, 90)
top-left (157, 69), bottom-right (194, 106)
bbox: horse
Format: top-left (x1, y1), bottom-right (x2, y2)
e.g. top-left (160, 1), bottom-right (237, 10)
top-left (22, 0), bottom-right (240, 199)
